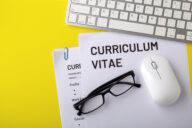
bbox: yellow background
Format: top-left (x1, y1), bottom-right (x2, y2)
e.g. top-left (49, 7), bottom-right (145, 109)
top-left (0, 0), bottom-right (192, 128)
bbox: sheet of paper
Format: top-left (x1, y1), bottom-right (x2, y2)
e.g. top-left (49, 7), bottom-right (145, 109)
top-left (53, 48), bottom-right (86, 128)
top-left (79, 32), bottom-right (192, 128)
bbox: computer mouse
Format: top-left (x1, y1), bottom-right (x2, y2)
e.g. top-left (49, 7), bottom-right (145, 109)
top-left (141, 55), bottom-right (181, 106)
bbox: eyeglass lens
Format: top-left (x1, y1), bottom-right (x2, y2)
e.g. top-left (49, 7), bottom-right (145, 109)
top-left (82, 95), bottom-right (104, 114)
top-left (110, 75), bottom-right (134, 96)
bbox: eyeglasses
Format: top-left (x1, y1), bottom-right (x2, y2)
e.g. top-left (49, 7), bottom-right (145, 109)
top-left (73, 70), bottom-right (141, 116)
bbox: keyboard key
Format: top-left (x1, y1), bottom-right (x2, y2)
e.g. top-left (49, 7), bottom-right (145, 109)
top-left (183, 12), bottom-right (191, 20)
top-left (125, 0), bottom-right (133, 2)
top-left (186, 22), bottom-right (192, 30)
top-left (139, 14), bottom-right (147, 23)
top-left (70, 4), bottom-right (90, 14)
top-left (126, 3), bottom-right (135, 12)
top-left (135, 0), bottom-right (143, 3)
top-left (155, 27), bottom-right (166, 36)
top-left (98, 0), bottom-right (106, 7)
top-left (163, 0), bottom-right (172, 8)
top-left (87, 16), bottom-right (96, 25)
top-left (88, 0), bottom-right (96, 6)
top-left (97, 18), bottom-right (108, 27)
top-left (172, 1), bottom-right (181, 9)
top-left (154, 7), bottom-right (163, 16)
top-left (176, 34), bottom-right (185, 40)
top-left (164, 9), bottom-right (172, 17)
top-left (78, 15), bottom-right (87, 24)
top-left (167, 19), bottom-right (176, 27)
top-left (158, 17), bottom-right (166, 26)
top-left (135, 5), bottom-right (144, 13)
top-left (101, 9), bottom-right (109, 17)
top-left (182, 2), bottom-right (191, 11)
top-left (91, 7), bottom-right (100, 15)
top-left (187, 31), bottom-right (192, 36)
top-left (177, 20), bottom-right (185, 29)
top-left (173, 10), bottom-right (182, 19)
top-left (71, 0), bottom-right (87, 4)
top-left (110, 10), bottom-right (119, 19)
top-left (148, 16), bottom-right (157, 24)
top-left (187, 31), bottom-right (192, 41)
top-left (120, 12), bottom-right (128, 20)
top-left (144, 0), bottom-right (152, 5)
top-left (107, 0), bottom-right (116, 9)
top-left (116, 2), bottom-right (125, 10)
top-left (129, 13), bottom-right (138, 21)
top-left (68, 13), bottom-right (77, 23)
top-left (153, 0), bottom-right (162, 6)
top-left (109, 20), bottom-right (154, 34)
top-left (187, 36), bottom-right (192, 41)
top-left (167, 28), bottom-right (176, 38)
top-left (145, 6), bottom-right (154, 14)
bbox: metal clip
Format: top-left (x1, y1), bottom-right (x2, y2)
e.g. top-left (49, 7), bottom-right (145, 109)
top-left (64, 48), bottom-right (69, 60)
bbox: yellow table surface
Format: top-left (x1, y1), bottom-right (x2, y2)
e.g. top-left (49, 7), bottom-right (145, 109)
top-left (0, 0), bottom-right (192, 128)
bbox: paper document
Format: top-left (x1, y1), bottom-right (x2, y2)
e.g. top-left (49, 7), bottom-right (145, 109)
top-left (53, 48), bottom-right (86, 128)
top-left (79, 32), bottom-right (192, 128)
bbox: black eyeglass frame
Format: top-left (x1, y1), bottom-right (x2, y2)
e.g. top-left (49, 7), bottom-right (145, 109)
top-left (74, 70), bottom-right (141, 116)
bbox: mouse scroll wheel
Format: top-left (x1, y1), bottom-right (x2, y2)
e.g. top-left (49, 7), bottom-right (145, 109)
top-left (151, 61), bottom-right (158, 70)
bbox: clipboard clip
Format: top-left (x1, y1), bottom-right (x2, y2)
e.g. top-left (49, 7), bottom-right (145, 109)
top-left (64, 48), bottom-right (69, 60)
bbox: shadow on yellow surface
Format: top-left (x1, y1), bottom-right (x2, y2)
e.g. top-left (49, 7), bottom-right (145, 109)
top-left (0, 0), bottom-right (191, 128)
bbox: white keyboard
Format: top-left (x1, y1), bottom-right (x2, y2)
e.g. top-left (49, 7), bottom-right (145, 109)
top-left (66, 0), bottom-right (192, 43)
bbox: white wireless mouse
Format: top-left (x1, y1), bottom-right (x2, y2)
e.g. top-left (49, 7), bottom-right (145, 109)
top-left (141, 55), bottom-right (181, 106)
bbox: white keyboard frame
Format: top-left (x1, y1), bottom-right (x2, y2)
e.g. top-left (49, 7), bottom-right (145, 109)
top-left (66, 0), bottom-right (192, 43)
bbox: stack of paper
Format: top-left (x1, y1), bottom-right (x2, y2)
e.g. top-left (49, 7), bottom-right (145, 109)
top-left (53, 32), bottom-right (192, 128)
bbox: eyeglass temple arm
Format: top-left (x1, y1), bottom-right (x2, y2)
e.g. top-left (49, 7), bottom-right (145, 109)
top-left (88, 81), bottom-right (141, 97)
top-left (117, 82), bottom-right (141, 88)
top-left (87, 71), bottom-right (137, 96)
